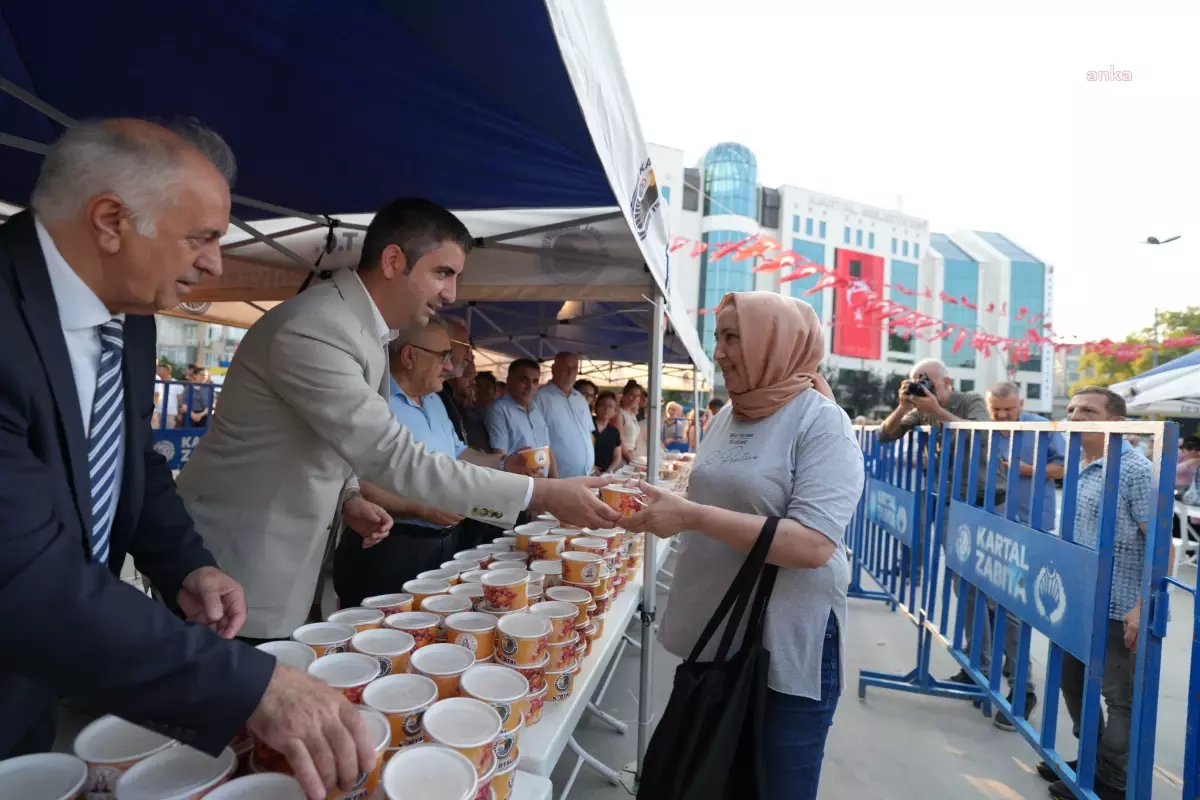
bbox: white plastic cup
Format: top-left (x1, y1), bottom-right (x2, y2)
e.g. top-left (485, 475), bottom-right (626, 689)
top-left (73, 715), bottom-right (175, 795)
top-left (255, 640), bottom-right (317, 672)
top-left (114, 745), bottom-right (236, 800)
top-left (205, 773), bottom-right (306, 799)
top-left (382, 744), bottom-right (477, 800)
top-left (0, 753), bottom-right (87, 800)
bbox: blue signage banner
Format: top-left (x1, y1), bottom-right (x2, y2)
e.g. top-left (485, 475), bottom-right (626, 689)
top-left (945, 501), bottom-right (1098, 661)
top-left (151, 429), bottom-right (206, 470)
top-left (865, 478), bottom-right (918, 548)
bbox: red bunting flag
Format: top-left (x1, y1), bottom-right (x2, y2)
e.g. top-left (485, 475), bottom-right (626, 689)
top-left (778, 264), bottom-right (825, 283)
top-left (929, 327), bottom-right (955, 342)
top-left (804, 273), bottom-right (842, 296)
top-left (985, 302), bottom-right (995, 314)
top-left (711, 235), bottom-right (756, 260)
top-left (951, 328), bottom-right (969, 353)
top-left (669, 236), bottom-right (689, 253)
top-left (924, 286), bottom-right (934, 299)
top-left (960, 297), bottom-right (978, 310)
top-left (894, 284), bottom-right (917, 296)
top-left (1015, 306), bottom-right (1028, 321)
top-left (1029, 313), bottom-right (1043, 325)
top-left (939, 291), bottom-right (959, 305)
top-left (732, 236), bottom-right (779, 262)
top-left (690, 241), bottom-right (708, 257)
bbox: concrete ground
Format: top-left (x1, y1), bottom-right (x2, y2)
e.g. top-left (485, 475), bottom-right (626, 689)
top-left (554, 553), bottom-right (1196, 800)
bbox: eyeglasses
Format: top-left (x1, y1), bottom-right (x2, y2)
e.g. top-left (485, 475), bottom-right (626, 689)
top-left (409, 344), bottom-right (454, 362)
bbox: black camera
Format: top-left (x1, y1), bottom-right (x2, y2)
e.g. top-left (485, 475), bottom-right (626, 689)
top-left (905, 373), bottom-right (936, 398)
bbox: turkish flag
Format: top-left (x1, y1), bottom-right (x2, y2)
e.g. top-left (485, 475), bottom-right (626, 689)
top-left (831, 249), bottom-right (883, 359)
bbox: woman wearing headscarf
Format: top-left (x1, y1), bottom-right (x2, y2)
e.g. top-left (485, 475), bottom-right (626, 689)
top-left (624, 291), bottom-right (863, 800)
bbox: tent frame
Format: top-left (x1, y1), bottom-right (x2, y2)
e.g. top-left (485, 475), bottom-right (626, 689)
top-left (1, 80), bottom-right (712, 786)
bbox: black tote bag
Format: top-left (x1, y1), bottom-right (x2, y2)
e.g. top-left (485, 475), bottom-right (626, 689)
top-left (637, 517), bottom-right (781, 800)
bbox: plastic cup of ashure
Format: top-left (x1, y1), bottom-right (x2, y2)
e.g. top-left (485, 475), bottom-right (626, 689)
top-left (570, 536), bottom-right (607, 556)
top-left (601, 484), bottom-right (645, 517)
top-left (385, 611), bottom-right (442, 650)
top-left (454, 549), bottom-right (494, 569)
top-left (409, 642), bottom-right (477, 699)
top-left (421, 697), bottom-right (503, 779)
top-left (544, 585), bottom-right (592, 626)
top-left (422, 594), bottom-right (475, 641)
top-left (528, 534), bottom-right (566, 562)
top-left (352, 627), bottom-right (416, 678)
top-left (460, 663), bottom-right (530, 733)
top-left (403, 579), bottom-right (452, 609)
top-left (449, 582), bottom-right (486, 610)
top-left (529, 600), bottom-right (579, 644)
top-left (327, 606), bottom-right (385, 632)
top-left (419, 568), bottom-right (463, 587)
top-left (489, 754), bottom-right (520, 800)
top-left (490, 551), bottom-right (528, 566)
top-left (0, 753), bottom-right (87, 800)
top-left (382, 743), bottom-right (477, 800)
top-left (362, 593), bottom-right (414, 616)
top-left (205, 773), bottom-right (307, 799)
top-left (73, 715), bottom-right (176, 795)
top-left (307, 652), bottom-right (381, 704)
top-left (494, 612), bottom-right (551, 667)
top-left (113, 745), bottom-right (235, 800)
top-left (529, 559), bottom-right (562, 588)
top-left (323, 707), bottom-right (390, 800)
top-left (518, 446), bottom-right (550, 475)
top-left (363, 673), bottom-right (440, 748)
top-left (583, 528), bottom-right (624, 553)
top-left (291, 621), bottom-right (356, 658)
top-left (512, 523), bottom-right (550, 552)
top-left (441, 559), bottom-right (481, 576)
top-left (255, 639), bottom-right (317, 672)
top-left (560, 551), bottom-right (603, 584)
top-left (460, 569), bottom-right (490, 584)
top-left (444, 611), bottom-right (498, 660)
top-left (480, 570), bottom-right (529, 611)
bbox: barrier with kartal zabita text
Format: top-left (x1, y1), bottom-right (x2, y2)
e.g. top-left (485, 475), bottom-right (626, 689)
top-left (846, 419), bottom-right (1189, 800)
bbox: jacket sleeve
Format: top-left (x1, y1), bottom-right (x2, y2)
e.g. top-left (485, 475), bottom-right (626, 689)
top-left (264, 317), bottom-right (531, 526)
top-left (0, 391), bottom-right (274, 756)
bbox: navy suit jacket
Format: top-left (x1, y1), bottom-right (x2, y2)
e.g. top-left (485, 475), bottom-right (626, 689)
top-left (0, 212), bottom-right (274, 757)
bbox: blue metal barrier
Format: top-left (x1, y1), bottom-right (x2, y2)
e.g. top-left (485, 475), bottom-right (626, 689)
top-left (851, 420), bottom-right (1179, 800)
top-left (151, 380), bottom-right (216, 469)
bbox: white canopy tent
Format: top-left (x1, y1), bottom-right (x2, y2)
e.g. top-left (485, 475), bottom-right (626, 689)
top-left (1110, 349), bottom-right (1200, 416)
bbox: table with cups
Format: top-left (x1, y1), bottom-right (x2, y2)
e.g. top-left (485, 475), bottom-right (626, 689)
top-left (0, 470), bottom-right (682, 800)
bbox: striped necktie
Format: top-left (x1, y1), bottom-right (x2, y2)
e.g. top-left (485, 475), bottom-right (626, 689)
top-left (88, 318), bottom-right (124, 565)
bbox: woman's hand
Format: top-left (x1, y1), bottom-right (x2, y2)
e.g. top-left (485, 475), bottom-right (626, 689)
top-left (622, 480), bottom-right (695, 538)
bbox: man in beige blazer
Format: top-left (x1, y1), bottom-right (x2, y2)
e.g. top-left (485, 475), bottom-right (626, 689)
top-left (177, 198), bottom-right (617, 639)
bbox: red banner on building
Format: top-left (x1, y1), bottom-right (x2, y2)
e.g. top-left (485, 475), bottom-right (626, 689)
top-left (831, 249), bottom-right (884, 359)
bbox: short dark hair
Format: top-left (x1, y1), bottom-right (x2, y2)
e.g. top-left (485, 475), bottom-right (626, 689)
top-left (1072, 386), bottom-right (1126, 417)
top-left (475, 371), bottom-right (497, 389)
top-left (508, 358), bottom-right (540, 376)
top-left (595, 390), bottom-right (617, 406)
top-left (1182, 435), bottom-right (1200, 452)
top-left (708, 397), bottom-right (725, 413)
top-left (358, 198), bottom-right (474, 275)
top-left (574, 379), bottom-right (597, 393)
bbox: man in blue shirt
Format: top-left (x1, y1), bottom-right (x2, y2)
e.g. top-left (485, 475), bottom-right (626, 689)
top-left (985, 382), bottom-right (1066, 731)
top-left (535, 353), bottom-right (595, 478)
top-left (486, 358), bottom-right (558, 478)
top-left (334, 317), bottom-right (526, 606)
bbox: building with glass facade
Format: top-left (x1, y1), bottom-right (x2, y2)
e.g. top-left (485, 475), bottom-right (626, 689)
top-left (647, 141), bottom-right (1053, 412)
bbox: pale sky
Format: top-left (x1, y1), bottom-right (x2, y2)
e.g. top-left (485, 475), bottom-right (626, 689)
top-left (604, 0), bottom-right (1200, 343)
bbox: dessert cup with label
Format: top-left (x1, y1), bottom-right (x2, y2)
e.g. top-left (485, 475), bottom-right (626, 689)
top-left (459, 663), bottom-right (529, 733)
top-left (409, 643), bottom-right (477, 699)
top-left (291, 621), bottom-right (356, 658)
top-left (206, 773), bottom-right (307, 799)
top-left (480, 571), bottom-right (529, 611)
top-left (421, 698), bottom-right (502, 779)
top-left (402, 579), bottom-right (452, 609)
top-left (600, 484), bottom-right (645, 517)
top-left (384, 611), bottom-right (441, 649)
top-left (382, 743), bottom-right (477, 800)
top-left (448, 582), bottom-right (486, 610)
top-left (361, 593), bottom-right (415, 617)
top-left (327, 606), bottom-right (385, 632)
top-left (418, 568), bottom-right (462, 587)
top-left (569, 536), bottom-right (607, 556)
top-left (527, 534), bottom-right (566, 562)
top-left (351, 627), bottom-right (416, 677)
top-left (322, 707), bottom-right (389, 800)
top-left (72, 715), bottom-right (176, 796)
top-left (529, 600), bottom-right (578, 643)
top-left (545, 662), bottom-right (577, 702)
top-left (114, 745), bottom-right (235, 800)
top-left (308, 652), bottom-right (380, 704)
top-left (560, 551), bottom-right (603, 584)
top-left (363, 673), bottom-right (440, 749)
top-left (494, 613), bottom-right (550, 667)
top-left (523, 685), bottom-right (548, 726)
top-left (443, 611), bottom-right (498, 660)
top-left (545, 631), bottom-right (582, 671)
top-left (0, 753), bottom-right (87, 800)
top-left (422, 594), bottom-right (474, 640)
top-left (543, 585), bottom-right (592, 625)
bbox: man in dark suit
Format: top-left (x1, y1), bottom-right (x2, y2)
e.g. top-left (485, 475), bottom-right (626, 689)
top-left (0, 118), bottom-right (373, 799)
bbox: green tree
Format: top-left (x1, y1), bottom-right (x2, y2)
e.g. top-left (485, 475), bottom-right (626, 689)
top-left (1070, 306), bottom-right (1200, 393)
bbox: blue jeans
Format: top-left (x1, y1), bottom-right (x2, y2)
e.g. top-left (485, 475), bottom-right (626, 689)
top-left (763, 613), bottom-right (841, 800)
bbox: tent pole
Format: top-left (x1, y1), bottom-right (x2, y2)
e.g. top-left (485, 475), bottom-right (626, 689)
top-left (479, 210), bottom-right (624, 243)
top-left (637, 286), bottom-right (664, 779)
top-left (228, 216), bottom-right (316, 272)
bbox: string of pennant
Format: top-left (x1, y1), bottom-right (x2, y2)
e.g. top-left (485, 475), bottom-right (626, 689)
top-left (673, 234), bottom-right (1199, 362)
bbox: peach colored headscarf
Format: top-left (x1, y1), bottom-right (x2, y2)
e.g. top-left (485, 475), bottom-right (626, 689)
top-left (716, 291), bottom-right (835, 420)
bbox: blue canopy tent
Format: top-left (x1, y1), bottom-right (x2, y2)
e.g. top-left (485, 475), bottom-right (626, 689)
top-left (0, 0), bottom-right (700, 783)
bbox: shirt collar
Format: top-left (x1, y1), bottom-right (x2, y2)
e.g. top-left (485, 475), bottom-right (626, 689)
top-left (390, 376), bottom-right (428, 407)
top-left (1082, 439), bottom-right (1134, 472)
top-left (35, 217), bottom-right (121, 330)
top-left (354, 271), bottom-right (398, 344)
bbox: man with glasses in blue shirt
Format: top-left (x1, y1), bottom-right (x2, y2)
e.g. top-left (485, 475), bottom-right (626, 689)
top-left (985, 381), bottom-right (1066, 731)
top-left (333, 317), bottom-right (527, 606)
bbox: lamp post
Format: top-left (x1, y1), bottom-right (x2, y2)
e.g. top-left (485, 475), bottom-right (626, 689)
top-left (1141, 234), bottom-right (1182, 369)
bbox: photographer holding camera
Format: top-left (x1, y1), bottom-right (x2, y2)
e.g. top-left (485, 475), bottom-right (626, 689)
top-left (879, 359), bottom-right (1005, 687)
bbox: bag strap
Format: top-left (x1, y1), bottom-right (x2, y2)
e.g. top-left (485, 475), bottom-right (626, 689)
top-left (686, 517), bottom-right (781, 663)
top-left (739, 561), bottom-right (780, 654)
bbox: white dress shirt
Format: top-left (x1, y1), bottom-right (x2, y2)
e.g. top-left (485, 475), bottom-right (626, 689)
top-left (355, 271), bottom-right (534, 505)
top-left (35, 218), bottom-right (125, 502)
